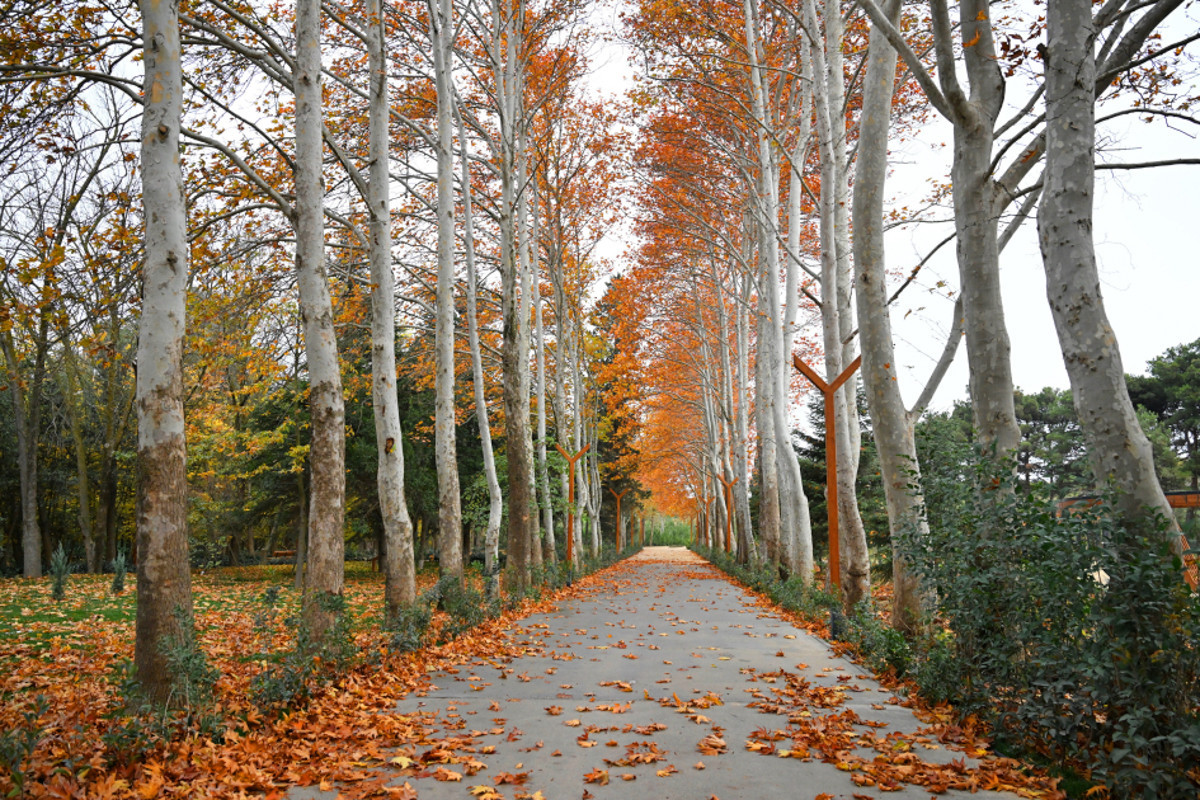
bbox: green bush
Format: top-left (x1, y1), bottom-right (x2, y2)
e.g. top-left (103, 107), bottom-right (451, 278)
top-left (50, 544), bottom-right (70, 601)
top-left (110, 551), bottom-right (127, 596)
top-left (252, 593), bottom-right (353, 710)
top-left (0, 695), bottom-right (48, 797)
top-left (436, 576), bottom-right (499, 644)
top-left (904, 452), bottom-right (1200, 797)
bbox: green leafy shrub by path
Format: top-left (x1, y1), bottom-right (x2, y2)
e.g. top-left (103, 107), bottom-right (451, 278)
top-left (899, 453), bottom-right (1200, 798)
top-left (252, 592), bottom-right (354, 710)
top-left (0, 694), bottom-right (48, 797)
top-left (103, 607), bottom-right (222, 765)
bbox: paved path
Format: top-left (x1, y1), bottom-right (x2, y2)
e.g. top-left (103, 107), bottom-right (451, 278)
top-left (293, 548), bottom-right (1048, 799)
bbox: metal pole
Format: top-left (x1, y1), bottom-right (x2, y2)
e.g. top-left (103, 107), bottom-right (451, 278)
top-left (608, 486), bottom-right (629, 550)
top-left (556, 443), bottom-right (590, 568)
top-left (792, 355), bottom-right (861, 591)
top-left (717, 474), bottom-right (738, 554)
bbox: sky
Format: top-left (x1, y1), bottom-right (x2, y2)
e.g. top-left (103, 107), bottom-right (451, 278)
top-left (581, 2), bottom-right (1200, 413)
top-left (885, 99), bottom-right (1200, 412)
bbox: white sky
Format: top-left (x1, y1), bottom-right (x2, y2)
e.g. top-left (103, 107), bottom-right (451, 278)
top-left (886, 104), bottom-right (1200, 412)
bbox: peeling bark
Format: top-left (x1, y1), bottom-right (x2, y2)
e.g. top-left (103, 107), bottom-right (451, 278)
top-left (1038, 0), bottom-right (1178, 541)
top-left (134, 0), bottom-right (195, 702)
top-left (296, 0), bottom-right (344, 644)
top-left (368, 0), bottom-right (416, 616)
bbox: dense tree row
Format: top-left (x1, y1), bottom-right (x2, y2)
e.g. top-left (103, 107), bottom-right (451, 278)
top-left (0, 0), bottom-right (633, 697)
top-left (608, 0), bottom-right (1198, 628)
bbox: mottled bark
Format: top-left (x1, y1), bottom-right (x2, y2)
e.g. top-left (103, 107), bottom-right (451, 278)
top-left (296, 0), bottom-right (344, 644)
top-left (369, 0), bottom-right (416, 617)
top-left (494, 0), bottom-right (533, 592)
top-left (459, 102), bottom-right (504, 592)
top-left (1037, 0), bottom-right (1178, 541)
top-left (134, 0), bottom-right (195, 702)
top-left (852, 0), bottom-right (927, 633)
top-left (432, 0), bottom-right (462, 583)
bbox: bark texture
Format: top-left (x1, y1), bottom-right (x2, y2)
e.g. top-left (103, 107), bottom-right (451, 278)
top-left (134, 0), bottom-right (196, 702)
top-left (295, 0), bottom-right (345, 644)
top-left (852, 0), bottom-right (927, 632)
top-left (1037, 0), bottom-right (1178, 539)
top-left (432, 0), bottom-right (463, 583)
top-left (368, 0), bottom-right (417, 617)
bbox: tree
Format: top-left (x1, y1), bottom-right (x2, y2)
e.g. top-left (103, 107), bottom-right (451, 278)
top-left (1129, 338), bottom-right (1200, 495)
top-left (367, 0), bottom-right (418, 615)
top-left (430, 0), bottom-right (463, 584)
top-left (294, 0), bottom-right (345, 643)
top-left (133, 0), bottom-right (197, 702)
top-left (1037, 0), bottom-right (1183, 542)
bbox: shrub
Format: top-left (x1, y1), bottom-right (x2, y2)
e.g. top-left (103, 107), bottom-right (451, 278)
top-left (50, 544), bottom-right (70, 601)
top-left (110, 551), bottom-right (128, 596)
top-left (905, 451), bottom-right (1200, 796)
top-left (252, 593), bottom-right (353, 710)
top-left (0, 695), bottom-right (48, 797)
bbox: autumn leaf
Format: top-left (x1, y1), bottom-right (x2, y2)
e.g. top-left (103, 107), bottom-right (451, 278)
top-left (494, 772), bottom-right (529, 786)
top-left (583, 768), bottom-right (609, 785)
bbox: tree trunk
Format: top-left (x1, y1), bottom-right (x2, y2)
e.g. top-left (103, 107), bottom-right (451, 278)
top-left (496, 0), bottom-right (533, 593)
top-left (1, 329), bottom-right (42, 578)
top-left (1037, 0), bottom-right (1178, 541)
top-left (852, 0), bottom-right (927, 633)
top-left (369, 0), bottom-right (417, 617)
top-left (295, 0), bottom-right (345, 644)
top-left (534, 231), bottom-right (555, 564)
top-left (134, 0), bottom-right (196, 702)
top-left (459, 100), bottom-right (504, 595)
top-left (432, 0), bottom-right (463, 584)
top-left (62, 344), bottom-right (97, 572)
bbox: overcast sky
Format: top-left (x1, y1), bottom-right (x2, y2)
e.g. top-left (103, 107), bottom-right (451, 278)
top-left (885, 102), bottom-right (1200, 412)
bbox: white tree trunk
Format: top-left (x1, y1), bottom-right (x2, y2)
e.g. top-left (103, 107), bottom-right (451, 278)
top-left (134, 0), bottom-right (196, 701)
top-left (432, 0), bottom-right (463, 582)
top-left (493, 0), bottom-right (535, 591)
top-left (1037, 0), bottom-right (1178, 541)
top-left (295, 0), bottom-right (345, 643)
top-left (852, 0), bottom-right (927, 633)
top-left (369, 0), bottom-right (416, 615)
top-left (460, 104), bottom-right (504, 596)
top-left (534, 224), bottom-right (555, 563)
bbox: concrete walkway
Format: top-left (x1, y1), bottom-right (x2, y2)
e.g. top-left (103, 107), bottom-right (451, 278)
top-left (293, 547), bottom-right (1049, 800)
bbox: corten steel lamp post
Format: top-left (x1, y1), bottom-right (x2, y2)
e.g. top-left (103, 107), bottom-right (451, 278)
top-left (608, 486), bottom-right (629, 549)
top-left (716, 474), bottom-right (737, 553)
top-left (556, 443), bottom-right (589, 568)
top-left (793, 354), bottom-right (861, 590)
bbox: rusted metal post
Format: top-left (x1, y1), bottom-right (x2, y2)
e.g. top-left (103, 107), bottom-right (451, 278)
top-left (716, 474), bottom-right (738, 553)
top-left (792, 355), bottom-right (861, 591)
top-left (704, 496), bottom-right (714, 548)
top-left (608, 486), bottom-right (629, 550)
top-left (556, 443), bottom-right (590, 568)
